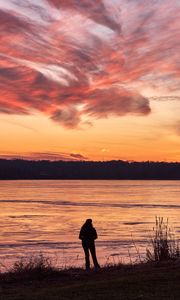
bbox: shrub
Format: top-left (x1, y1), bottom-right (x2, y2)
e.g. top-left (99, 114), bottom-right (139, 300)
top-left (146, 216), bottom-right (180, 262)
top-left (10, 253), bottom-right (56, 277)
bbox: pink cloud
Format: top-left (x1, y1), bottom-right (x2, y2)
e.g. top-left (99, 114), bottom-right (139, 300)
top-left (0, 0), bottom-right (179, 128)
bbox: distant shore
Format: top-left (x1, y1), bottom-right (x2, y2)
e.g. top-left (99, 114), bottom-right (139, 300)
top-left (0, 159), bottom-right (180, 180)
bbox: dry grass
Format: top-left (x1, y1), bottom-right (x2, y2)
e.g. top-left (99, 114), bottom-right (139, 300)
top-left (0, 253), bottom-right (63, 283)
top-left (146, 216), bottom-right (180, 262)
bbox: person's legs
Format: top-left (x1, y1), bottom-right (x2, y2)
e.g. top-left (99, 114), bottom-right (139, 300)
top-left (82, 244), bottom-right (90, 269)
top-left (89, 242), bottom-right (100, 268)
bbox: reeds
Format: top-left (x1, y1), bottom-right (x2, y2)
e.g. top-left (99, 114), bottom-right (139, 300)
top-left (146, 216), bottom-right (180, 262)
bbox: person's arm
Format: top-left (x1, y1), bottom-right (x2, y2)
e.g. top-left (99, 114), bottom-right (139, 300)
top-left (79, 228), bottom-right (84, 240)
top-left (93, 228), bottom-right (98, 240)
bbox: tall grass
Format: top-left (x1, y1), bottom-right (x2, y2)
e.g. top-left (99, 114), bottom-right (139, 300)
top-left (0, 253), bottom-right (62, 282)
top-left (146, 216), bottom-right (180, 262)
top-left (11, 253), bottom-right (54, 274)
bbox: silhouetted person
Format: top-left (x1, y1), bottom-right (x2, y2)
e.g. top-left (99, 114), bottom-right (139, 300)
top-left (79, 219), bottom-right (100, 270)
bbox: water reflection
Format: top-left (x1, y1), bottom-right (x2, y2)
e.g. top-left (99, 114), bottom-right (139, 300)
top-left (0, 180), bottom-right (179, 268)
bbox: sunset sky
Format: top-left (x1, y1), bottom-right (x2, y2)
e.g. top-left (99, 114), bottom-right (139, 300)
top-left (0, 0), bottom-right (180, 162)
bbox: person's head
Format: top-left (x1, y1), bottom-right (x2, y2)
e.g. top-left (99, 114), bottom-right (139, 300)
top-left (83, 218), bottom-right (93, 227)
top-left (85, 218), bottom-right (92, 225)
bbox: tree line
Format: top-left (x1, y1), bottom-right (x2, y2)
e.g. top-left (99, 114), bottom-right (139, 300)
top-left (0, 159), bottom-right (180, 179)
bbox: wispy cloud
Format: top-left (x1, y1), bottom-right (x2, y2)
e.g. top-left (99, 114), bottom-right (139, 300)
top-left (0, 151), bottom-right (88, 161)
top-left (0, 0), bottom-right (179, 128)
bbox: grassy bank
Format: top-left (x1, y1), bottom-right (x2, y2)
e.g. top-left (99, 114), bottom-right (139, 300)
top-left (1, 261), bottom-right (180, 299)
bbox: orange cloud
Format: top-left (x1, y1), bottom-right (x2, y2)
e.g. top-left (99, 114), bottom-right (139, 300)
top-left (0, 0), bottom-right (179, 128)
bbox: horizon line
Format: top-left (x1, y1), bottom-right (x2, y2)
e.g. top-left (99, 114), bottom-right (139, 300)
top-left (0, 158), bottom-right (180, 164)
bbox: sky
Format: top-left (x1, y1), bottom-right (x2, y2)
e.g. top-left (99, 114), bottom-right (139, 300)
top-left (0, 0), bottom-right (180, 162)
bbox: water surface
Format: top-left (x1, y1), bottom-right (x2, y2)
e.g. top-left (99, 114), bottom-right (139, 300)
top-left (0, 180), bottom-right (179, 269)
